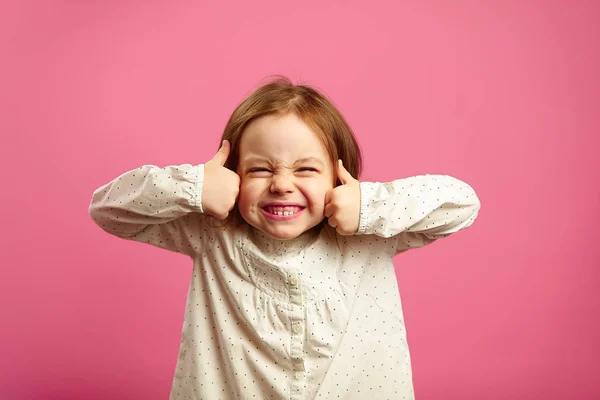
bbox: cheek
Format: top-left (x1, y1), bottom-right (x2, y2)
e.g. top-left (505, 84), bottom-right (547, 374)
top-left (301, 180), bottom-right (332, 209)
top-left (238, 180), bottom-right (263, 206)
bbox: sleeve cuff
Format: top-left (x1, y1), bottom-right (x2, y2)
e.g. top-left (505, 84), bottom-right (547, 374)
top-left (357, 181), bottom-right (377, 235)
top-left (193, 164), bottom-right (205, 213)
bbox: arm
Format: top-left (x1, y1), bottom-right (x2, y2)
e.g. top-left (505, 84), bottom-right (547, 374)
top-left (88, 164), bottom-right (208, 256)
top-left (357, 174), bottom-right (481, 253)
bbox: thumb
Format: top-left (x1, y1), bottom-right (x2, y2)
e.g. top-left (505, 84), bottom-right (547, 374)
top-left (337, 159), bottom-right (354, 185)
top-left (212, 140), bottom-right (231, 166)
top-left (324, 188), bottom-right (333, 205)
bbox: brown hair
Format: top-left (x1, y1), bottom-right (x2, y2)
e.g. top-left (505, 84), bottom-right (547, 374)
top-left (217, 75), bottom-right (362, 226)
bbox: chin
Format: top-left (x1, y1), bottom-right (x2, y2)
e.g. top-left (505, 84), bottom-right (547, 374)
top-left (242, 210), bottom-right (322, 241)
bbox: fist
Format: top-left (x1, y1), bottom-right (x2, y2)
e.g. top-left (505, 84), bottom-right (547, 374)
top-left (202, 140), bottom-right (240, 220)
top-left (324, 160), bottom-right (360, 235)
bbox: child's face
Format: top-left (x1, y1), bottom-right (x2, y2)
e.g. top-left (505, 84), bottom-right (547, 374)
top-left (236, 113), bottom-right (335, 240)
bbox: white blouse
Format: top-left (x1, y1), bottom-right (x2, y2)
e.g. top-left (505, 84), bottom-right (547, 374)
top-left (89, 164), bottom-right (480, 400)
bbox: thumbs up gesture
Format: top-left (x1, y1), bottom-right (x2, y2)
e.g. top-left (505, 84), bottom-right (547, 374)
top-left (324, 160), bottom-right (361, 235)
top-left (202, 140), bottom-right (240, 220)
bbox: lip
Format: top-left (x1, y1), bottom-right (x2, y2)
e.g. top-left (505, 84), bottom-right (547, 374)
top-left (261, 203), bottom-right (305, 221)
top-left (262, 202), bottom-right (305, 208)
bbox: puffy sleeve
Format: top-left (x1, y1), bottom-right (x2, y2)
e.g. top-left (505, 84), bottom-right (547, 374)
top-left (357, 174), bottom-right (481, 254)
top-left (88, 164), bottom-right (212, 257)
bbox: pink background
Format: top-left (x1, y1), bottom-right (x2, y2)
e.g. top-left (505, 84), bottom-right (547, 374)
top-left (1, 0), bottom-right (599, 399)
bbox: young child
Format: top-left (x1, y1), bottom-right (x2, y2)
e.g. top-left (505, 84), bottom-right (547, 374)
top-left (89, 77), bottom-right (480, 400)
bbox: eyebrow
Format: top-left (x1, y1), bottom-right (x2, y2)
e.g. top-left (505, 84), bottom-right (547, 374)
top-left (294, 157), bottom-right (325, 167)
top-left (240, 156), bottom-right (325, 167)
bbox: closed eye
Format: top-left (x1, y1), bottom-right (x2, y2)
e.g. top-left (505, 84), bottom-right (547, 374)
top-left (248, 168), bottom-right (271, 173)
top-left (297, 167), bottom-right (317, 172)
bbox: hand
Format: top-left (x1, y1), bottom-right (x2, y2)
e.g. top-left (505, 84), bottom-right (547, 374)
top-left (324, 160), bottom-right (360, 235)
top-left (202, 140), bottom-right (240, 220)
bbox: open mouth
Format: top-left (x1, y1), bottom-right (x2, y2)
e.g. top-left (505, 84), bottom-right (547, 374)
top-left (261, 205), bottom-right (305, 219)
top-left (262, 206), bottom-right (303, 216)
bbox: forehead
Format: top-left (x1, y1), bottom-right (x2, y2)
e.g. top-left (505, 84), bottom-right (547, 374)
top-left (239, 113), bottom-right (329, 163)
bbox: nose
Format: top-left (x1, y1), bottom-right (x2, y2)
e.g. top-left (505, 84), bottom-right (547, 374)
top-left (270, 173), bottom-right (295, 194)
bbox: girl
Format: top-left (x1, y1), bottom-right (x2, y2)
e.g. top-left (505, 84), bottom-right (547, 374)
top-left (89, 77), bottom-right (480, 400)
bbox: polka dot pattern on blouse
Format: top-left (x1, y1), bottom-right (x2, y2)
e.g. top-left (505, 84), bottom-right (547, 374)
top-left (89, 164), bottom-right (480, 399)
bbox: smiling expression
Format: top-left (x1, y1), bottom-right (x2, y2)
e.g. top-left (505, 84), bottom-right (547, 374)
top-left (236, 113), bottom-right (335, 240)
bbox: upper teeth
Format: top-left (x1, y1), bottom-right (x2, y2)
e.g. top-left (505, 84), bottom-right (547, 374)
top-left (268, 207), bottom-right (300, 216)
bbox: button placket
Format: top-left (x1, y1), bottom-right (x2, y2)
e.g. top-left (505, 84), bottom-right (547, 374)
top-left (288, 271), bottom-right (306, 398)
